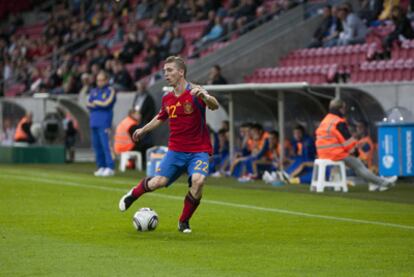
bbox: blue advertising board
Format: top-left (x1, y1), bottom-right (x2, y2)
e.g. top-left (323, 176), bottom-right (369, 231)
top-left (377, 122), bottom-right (414, 177)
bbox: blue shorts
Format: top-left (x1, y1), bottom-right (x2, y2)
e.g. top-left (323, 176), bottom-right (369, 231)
top-left (155, 151), bottom-right (210, 187)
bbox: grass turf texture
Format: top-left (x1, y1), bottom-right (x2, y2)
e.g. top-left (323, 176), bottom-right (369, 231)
top-left (1, 163), bottom-right (413, 276)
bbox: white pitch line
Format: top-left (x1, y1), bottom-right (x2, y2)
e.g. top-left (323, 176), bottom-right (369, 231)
top-left (1, 173), bottom-right (414, 231)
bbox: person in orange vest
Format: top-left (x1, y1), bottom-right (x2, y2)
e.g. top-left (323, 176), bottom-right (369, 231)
top-left (14, 112), bottom-right (36, 144)
top-left (315, 99), bottom-right (397, 191)
top-left (355, 121), bottom-right (375, 171)
top-left (114, 108), bottom-right (144, 153)
top-left (114, 109), bottom-right (152, 167)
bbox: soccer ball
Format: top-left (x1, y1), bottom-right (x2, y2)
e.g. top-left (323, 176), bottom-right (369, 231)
top-left (132, 208), bottom-right (159, 232)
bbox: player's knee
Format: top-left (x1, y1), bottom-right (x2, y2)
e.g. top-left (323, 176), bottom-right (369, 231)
top-left (191, 174), bottom-right (205, 188)
top-left (148, 176), bottom-right (168, 190)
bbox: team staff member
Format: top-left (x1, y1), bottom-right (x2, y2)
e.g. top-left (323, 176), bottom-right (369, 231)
top-left (315, 99), bottom-right (397, 191)
top-left (119, 56), bottom-right (219, 233)
top-left (87, 71), bottom-right (116, 177)
top-left (14, 112), bottom-right (36, 144)
top-left (114, 109), bottom-right (142, 155)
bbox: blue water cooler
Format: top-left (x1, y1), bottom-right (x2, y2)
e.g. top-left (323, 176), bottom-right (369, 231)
top-left (146, 146), bottom-right (168, 176)
top-left (377, 122), bottom-right (414, 176)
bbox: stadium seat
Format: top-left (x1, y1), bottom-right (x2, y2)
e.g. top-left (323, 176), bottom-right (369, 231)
top-left (310, 159), bottom-right (348, 193)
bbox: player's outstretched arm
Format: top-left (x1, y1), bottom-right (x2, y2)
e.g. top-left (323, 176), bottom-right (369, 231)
top-left (132, 116), bottom-right (163, 142)
top-left (190, 85), bottom-right (219, 110)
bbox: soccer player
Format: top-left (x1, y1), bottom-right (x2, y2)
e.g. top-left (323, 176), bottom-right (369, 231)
top-left (119, 56), bottom-right (219, 233)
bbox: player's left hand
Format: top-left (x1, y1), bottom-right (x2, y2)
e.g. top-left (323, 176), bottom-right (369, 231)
top-left (190, 85), bottom-right (207, 100)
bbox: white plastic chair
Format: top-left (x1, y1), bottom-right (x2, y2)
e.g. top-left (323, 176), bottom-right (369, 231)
top-left (310, 159), bottom-right (348, 192)
top-left (119, 151), bottom-right (142, 172)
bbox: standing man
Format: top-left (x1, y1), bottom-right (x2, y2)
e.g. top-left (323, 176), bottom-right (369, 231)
top-left (87, 71), bottom-right (117, 177)
top-left (119, 56), bottom-right (219, 233)
top-left (315, 99), bottom-right (397, 191)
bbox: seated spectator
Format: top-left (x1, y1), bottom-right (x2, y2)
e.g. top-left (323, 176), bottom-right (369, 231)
top-left (378, 0), bottom-right (400, 21)
top-left (14, 111), bottom-right (36, 144)
top-left (193, 15), bottom-right (225, 52)
top-left (382, 6), bottom-right (414, 58)
top-left (119, 33), bottom-right (143, 64)
top-left (278, 124), bottom-right (316, 185)
top-left (233, 0), bottom-right (257, 35)
top-left (308, 5), bottom-right (342, 48)
top-left (206, 64), bottom-right (228, 84)
top-left (168, 26), bottom-right (185, 56)
top-left (326, 4), bottom-right (368, 46)
top-left (358, 0), bottom-right (384, 25)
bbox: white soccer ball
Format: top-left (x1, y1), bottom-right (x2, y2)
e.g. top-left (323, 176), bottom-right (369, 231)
top-left (132, 208), bottom-right (159, 232)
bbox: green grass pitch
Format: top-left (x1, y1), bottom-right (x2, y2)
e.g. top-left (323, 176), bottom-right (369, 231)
top-left (1, 163), bottom-right (414, 276)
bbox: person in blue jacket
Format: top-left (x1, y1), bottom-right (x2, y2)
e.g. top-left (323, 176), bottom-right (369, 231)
top-left (279, 124), bottom-right (316, 184)
top-left (87, 71), bottom-right (117, 177)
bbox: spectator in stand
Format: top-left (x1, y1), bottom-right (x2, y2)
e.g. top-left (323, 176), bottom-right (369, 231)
top-left (206, 64), bottom-right (227, 84)
top-left (333, 4), bottom-right (368, 46)
top-left (158, 20), bottom-right (174, 59)
top-left (157, 0), bottom-right (180, 23)
top-left (132, 81), bottom-right (156, 125)
top-left (191, 0), bottom-right (214, 20)
top-left (168, 26), bottom-right (185, 56)
top-left (233, 0), bottom-right (257, 35)
top-left (378, 0), bottom-right (400, 21)
top-left (382, 6), bottom-right (414, 58)
top-left (87, 71), bottom-right (117, 177)
top-left (308, 5), bottom-right (342, 48)
top-left (111, 60), bottom-right (134, 91)
top-left (358, 0), bottom-right (384, 25)
top-left (14, 111), bottom-right (36, 144)
top-left (100, 20), bottom-right (124, 48)
top-left (135, 0), bottom-right (154, 20)
top-left (119, 33), bottom-right (143, 64)
top-left (193, 15), bottom-right (225, 53)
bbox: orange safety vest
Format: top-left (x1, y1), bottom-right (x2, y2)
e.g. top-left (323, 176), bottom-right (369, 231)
top-left (114, 116), bottom-right (139, 154)
top-left (315, 113), bottom-right (357, 161)
top-left (14, 116), bottom-right (30, 141)
top-left (252, 131), bottom-right (270, 156)
top-left (357, 136), bottom-right (374, 168)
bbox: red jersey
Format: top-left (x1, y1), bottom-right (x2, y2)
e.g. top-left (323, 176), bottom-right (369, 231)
top-left (157, 87), bottom-right (212, 154)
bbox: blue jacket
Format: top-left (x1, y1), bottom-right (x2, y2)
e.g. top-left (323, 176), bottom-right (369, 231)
top-left (87, 85), bottom-right (116, 128)
top-left (291, 135), bottom-right (316, 162)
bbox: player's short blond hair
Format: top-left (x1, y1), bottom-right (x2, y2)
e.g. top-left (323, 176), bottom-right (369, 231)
top-left (165, 56), bottom-right (187, 77)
